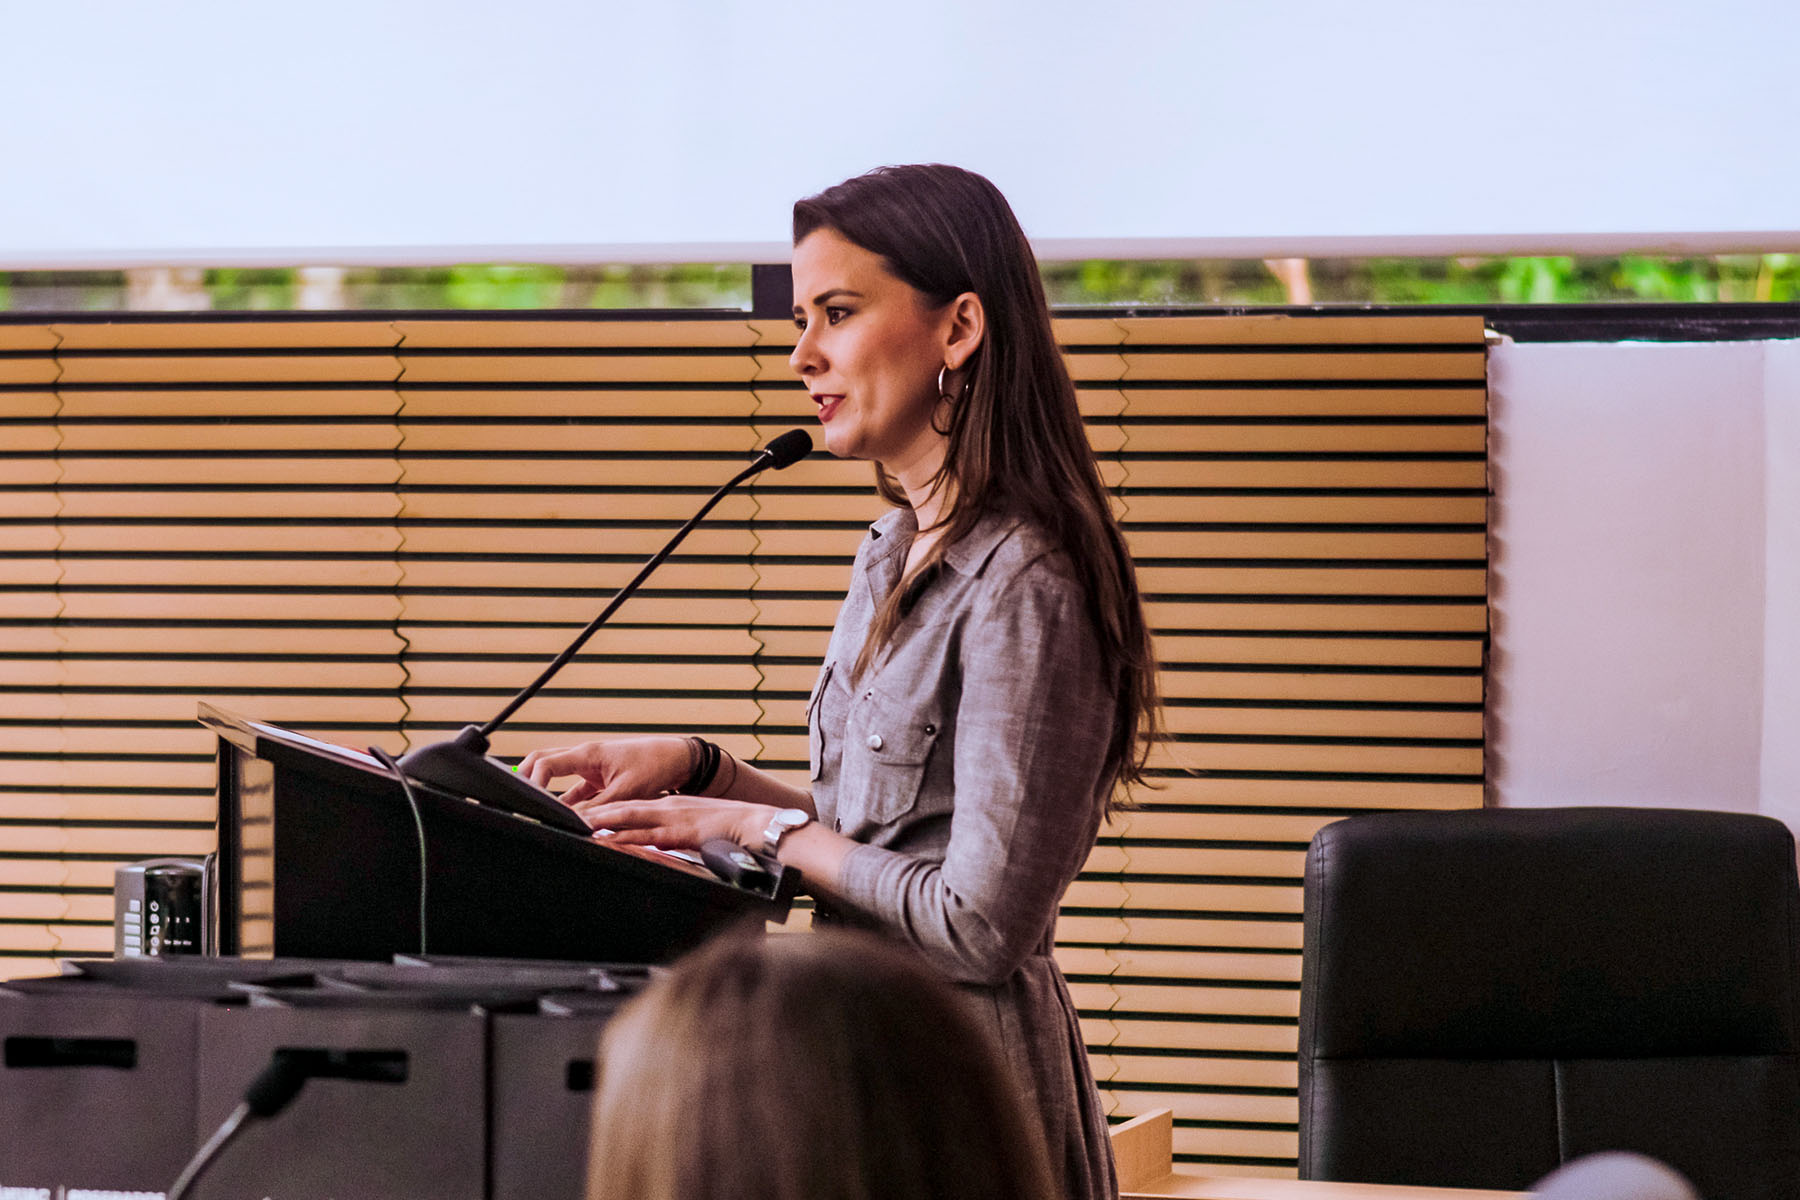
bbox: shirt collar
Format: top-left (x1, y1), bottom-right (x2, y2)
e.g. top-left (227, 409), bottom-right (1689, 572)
top-left (866, 506), bottom-right (1020, 578)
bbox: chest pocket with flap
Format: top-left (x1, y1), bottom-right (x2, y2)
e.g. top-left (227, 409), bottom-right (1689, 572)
top-left (839, 687), bottom-right (943, 825)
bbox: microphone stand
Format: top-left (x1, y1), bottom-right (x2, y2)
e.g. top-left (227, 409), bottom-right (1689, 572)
top-left (393, 431), bottom-right (811, 835)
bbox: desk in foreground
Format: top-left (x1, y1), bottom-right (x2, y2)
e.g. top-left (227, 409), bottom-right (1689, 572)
top-left (1113, 1110), bottom-right (1525, 1200)
top-left (1123, 1177), bottom-right (1524, 1200)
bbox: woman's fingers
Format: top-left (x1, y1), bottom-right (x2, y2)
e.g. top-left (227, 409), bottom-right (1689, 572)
top-left (559, 777), bottom-right (601, 807)
top-left (570, 795), bottom-right (753, 849)
top-left (521, 745), bottom-right (583, 789)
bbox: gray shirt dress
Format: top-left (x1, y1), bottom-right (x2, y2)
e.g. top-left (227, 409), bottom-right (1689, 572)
top-left (807, 506), bottom-right (1119, 1200)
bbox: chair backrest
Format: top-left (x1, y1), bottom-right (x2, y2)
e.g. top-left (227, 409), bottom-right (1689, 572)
top-left (1299, 806), bottom-right (1800, 1198)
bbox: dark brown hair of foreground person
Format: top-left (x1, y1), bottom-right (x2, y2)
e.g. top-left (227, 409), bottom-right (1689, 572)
top-left (587, 927), bottom-right (1059, 1200)
top-left (793, 163), bottom-right (1160, 806)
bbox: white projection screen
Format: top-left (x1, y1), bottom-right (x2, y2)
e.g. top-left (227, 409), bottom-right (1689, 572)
top-left (3, 0), bottom-right (1797, 267)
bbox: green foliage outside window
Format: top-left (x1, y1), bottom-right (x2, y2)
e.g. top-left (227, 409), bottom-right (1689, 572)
top-left (0, 255), bottom-right (1793, 311)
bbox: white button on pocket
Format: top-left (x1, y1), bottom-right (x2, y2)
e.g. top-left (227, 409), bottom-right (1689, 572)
top-left (866, 733), bottom-right (884, 750)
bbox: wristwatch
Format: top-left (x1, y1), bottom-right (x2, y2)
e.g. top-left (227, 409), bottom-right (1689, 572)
top-left (759, 808), bottom-right (813, 858)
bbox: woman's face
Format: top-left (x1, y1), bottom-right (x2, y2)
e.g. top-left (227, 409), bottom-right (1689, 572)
top-left (789, 228), bottom-right (950, 486)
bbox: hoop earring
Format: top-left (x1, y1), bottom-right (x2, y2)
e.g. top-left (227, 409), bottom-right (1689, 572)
top-left (938, 363), bottom-right (972, 404)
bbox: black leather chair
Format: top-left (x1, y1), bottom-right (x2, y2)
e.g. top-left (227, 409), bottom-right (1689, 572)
top-left (1299, 806), bottom-right (1800, 1199)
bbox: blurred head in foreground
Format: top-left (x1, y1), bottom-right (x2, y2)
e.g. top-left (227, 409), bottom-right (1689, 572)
top-left (587, 926), bottom-right (1056, 1200)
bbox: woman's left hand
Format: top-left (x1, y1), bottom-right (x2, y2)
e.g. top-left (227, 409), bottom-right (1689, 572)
top-left (574, 793), bottom-right (773, 851)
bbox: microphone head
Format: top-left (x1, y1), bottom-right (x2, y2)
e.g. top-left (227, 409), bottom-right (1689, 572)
top-left (759, 429), bottom-right (813, 470)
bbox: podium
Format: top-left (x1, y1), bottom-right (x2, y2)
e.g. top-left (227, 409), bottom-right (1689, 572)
top-left (201, 703), bottom-right (793, 963)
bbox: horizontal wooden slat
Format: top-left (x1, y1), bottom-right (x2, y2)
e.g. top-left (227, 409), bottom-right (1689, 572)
top-left (1101, 1087), bottom-right (1296, 1126)
top-left (1118, 386), bottom-right (1487, 417)
top-left (1059, 946), bottom-right (1299, 984)
top-left (52, 593), bottom-right (402, 622)
top-left (59, 492), bottom-right (408, 521)
top-left (1063, 881), bottom-right (1301, 915)
top-left (1082, 846), bottom-right (1306, 880)
top-left (0, 894), bottom-right (114, 921)
top-left (1155, 635), bottom-right (1483, 669)
top-left (0, 360), bottom-right (61, 385)
top-left (402, 660), bottom-right (758, 692)
top-left (397, 424), bottom-right (761, 453)
top-left (1116, 424), bottom-right (1485, 454)
top-left (1122, 496), bottom-right (1487, 527)
top-left (392, 320), bottom-right (760, 349)
top-left (1118, 460), bottom-right (1485, 489)
top-left (1059, 915), bottom-right (1301, 952)
top-left (1, 391), bottom-right (60, 417)
top-left (0, 426), bottom-right (61, 453)
top-left (1100, 1052), bottom-right (1296, 1090)
top-left (0, 826), bottom-right (214, 855)
top-left (2, 722), bottom-right (390, 760)
top-left (56, 525), bottom-right (403, 554)
top-left (1146, 741), bottom-right (1482, 776)
top-left (1161, 673), bottom-right (1481, 704)
top-left (0, 325), bottom-right (60, 352)
top-left (402, 696), bottom-right (759, 727)
top-left (396, 594), bottom-right (756, 625)
top-left (5, 660), bottom-right (406, 689)
top-left (399, 354), bottom-right (758, 385)
top-left (0, 523), bottom-right (59, 549)
top-left (1145, 600), bottom-right (1487, 633)
top-left (1128, 531), bottom-right (1486, 559)
top-left (55, 460), bottom-right (400, 487)
top-left (57, 389), bottom-right (401, 417)
top-left (1120, 351), bottom-right (1485, 382)
top-left (1072, 983), bottom-right (1298, 1020)
top-left (396, 624), bottom-right (760, 658)
top-left (0, 594), bottom-right (64, 619)
top-left (50, 321), bottom-right (402, 350)
top-left (1125, 776), bottom-right (1480, 809)
top-left (24, 626), bottom-right (404, 656)
top-left (55, 424), bottom-right (399, 452)
top-left (397, 388), bottom-right (754, 419)
top-left (1100, 811), bottom-right (1338, 844)
top-left (388, 527), bottom-right (754, 558)
top-left (55, 560), bottom-right (401, 588)
top-left (11, 693), bottom-right (405, 727)
top-left (55, 356), bottom-right (402, 385)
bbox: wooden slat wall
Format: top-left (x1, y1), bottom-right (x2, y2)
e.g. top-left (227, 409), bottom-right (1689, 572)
top-left (0, 312), bottom-right (1487, 1176)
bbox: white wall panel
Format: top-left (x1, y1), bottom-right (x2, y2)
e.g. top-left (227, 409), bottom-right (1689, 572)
top-left (1489, 339), bottom-right (1796, 814)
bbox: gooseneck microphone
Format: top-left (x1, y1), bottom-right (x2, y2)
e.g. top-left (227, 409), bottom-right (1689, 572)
top-left (393, 430), bottom-right (813, 834)
top-left (169, 1047), bottom-right (411, 1200)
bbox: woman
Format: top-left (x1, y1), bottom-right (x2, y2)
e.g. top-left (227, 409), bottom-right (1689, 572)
top-left (587, 927), bottom-right (1058, 1200)
top-left (525, 163), bottom-right (1158, 1200)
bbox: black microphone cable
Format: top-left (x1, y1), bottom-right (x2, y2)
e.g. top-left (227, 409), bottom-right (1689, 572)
top-left (368, 744), bottom-right (428, 955)
top-left (167, 1049), bottom-right (313, 1200)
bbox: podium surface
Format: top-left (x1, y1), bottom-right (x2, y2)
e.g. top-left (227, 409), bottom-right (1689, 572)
top-left (201, 703), bottom-right (789, 963)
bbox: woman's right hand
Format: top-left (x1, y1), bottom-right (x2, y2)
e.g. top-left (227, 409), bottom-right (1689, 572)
top-left (519, 736), bottom-right (693, 809)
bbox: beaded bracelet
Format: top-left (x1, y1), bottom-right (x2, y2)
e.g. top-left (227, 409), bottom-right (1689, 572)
top-left (678, 736), bottom-right (721, 795)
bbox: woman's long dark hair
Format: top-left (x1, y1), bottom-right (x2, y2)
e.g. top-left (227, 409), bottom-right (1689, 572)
top-left (793, 164), bottom-right (1159, 801)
